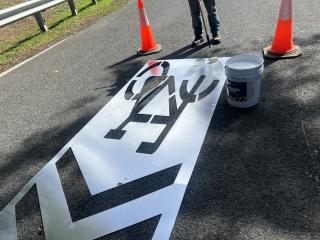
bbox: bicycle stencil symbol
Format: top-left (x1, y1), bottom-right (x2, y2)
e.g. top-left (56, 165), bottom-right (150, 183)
top-left (105, 61), bottom-right (220, 154)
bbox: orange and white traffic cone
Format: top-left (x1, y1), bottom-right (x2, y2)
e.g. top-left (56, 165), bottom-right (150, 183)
top-left (263, 0), bottom-right (301, 59)
top-left (137, 0), bottom-right (162, 56)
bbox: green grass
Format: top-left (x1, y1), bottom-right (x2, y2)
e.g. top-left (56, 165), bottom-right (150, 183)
top-left (0, 1), bottom-right (24, 9)
top-left (0, 0), bottom-right (129, 70)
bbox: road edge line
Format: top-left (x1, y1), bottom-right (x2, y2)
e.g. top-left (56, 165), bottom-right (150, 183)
top-left (0, 38), bottom-right (68, 79)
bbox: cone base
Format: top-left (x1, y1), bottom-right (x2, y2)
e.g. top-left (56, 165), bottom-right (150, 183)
top-left (263, 45), bottom-right (301, 60)
top-left (137, 44), bottom-right (162, 56)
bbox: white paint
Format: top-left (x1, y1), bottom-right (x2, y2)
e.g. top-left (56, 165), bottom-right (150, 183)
top-left (0, 38), bottom-right (68, 79)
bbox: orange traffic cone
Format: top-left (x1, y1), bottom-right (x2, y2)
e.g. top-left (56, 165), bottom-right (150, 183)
top-left (263, 0), bottom-right (301, 59)
top-left (137, 0), bottom-right (162, 55)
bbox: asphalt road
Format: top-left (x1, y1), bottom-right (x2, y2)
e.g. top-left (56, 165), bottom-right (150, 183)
top-left (0, 0), bottom-right (319, 239)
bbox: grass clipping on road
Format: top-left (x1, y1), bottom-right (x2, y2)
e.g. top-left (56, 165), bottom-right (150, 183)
top-left (0, 0), bottom-right (129, 72)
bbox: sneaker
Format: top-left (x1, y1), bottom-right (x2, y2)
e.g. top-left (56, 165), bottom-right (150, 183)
top-left (212, 34), bottom-right (221, 44)
top-left (191, 36), bottom-right (204, 47)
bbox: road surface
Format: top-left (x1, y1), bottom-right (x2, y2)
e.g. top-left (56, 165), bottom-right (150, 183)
top-left (0, 0), bottom-right (319, 239)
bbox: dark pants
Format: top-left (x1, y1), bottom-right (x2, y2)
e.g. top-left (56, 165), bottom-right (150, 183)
top-left (188, 0), bottom-right (220, 37)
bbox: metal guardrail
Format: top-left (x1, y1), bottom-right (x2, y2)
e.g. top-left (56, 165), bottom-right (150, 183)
top-left (0, 0), bottom-right (97, 32)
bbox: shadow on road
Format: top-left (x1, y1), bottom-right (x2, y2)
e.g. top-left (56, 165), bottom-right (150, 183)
top-left (0, 34), bottom-right (319, 239)
top-left (172, 35), bottom-right (320, 239)
top-left (91, 33), bottom-right (320, 239)
top-left (0, 96), bottom-right (99, 210)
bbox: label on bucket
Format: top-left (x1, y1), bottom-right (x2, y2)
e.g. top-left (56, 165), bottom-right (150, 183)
top-left (226, 80), bottom-right (247, 102)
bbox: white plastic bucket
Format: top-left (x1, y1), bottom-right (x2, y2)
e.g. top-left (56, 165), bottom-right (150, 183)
top-left (225, 54), bottom-right (264, 108)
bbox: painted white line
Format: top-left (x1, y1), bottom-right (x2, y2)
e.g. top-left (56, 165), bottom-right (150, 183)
top-left (0, 38), bottom-right (68, 79)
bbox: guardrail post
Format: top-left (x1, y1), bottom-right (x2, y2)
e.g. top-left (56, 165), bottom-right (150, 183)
top-left (34, 12), bottom-right (48, 32)
top-left (67, 0), bottom-right (78, 16)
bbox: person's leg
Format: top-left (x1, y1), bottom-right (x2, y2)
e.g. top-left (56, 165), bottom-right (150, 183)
top-left (203, 0), bottom-right (220, 36)
top-left (188, 0), bottom-right (202, 38)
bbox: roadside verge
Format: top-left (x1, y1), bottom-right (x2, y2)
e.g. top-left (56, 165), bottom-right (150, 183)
top-left (0, 0), bottom-right (129, 73)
